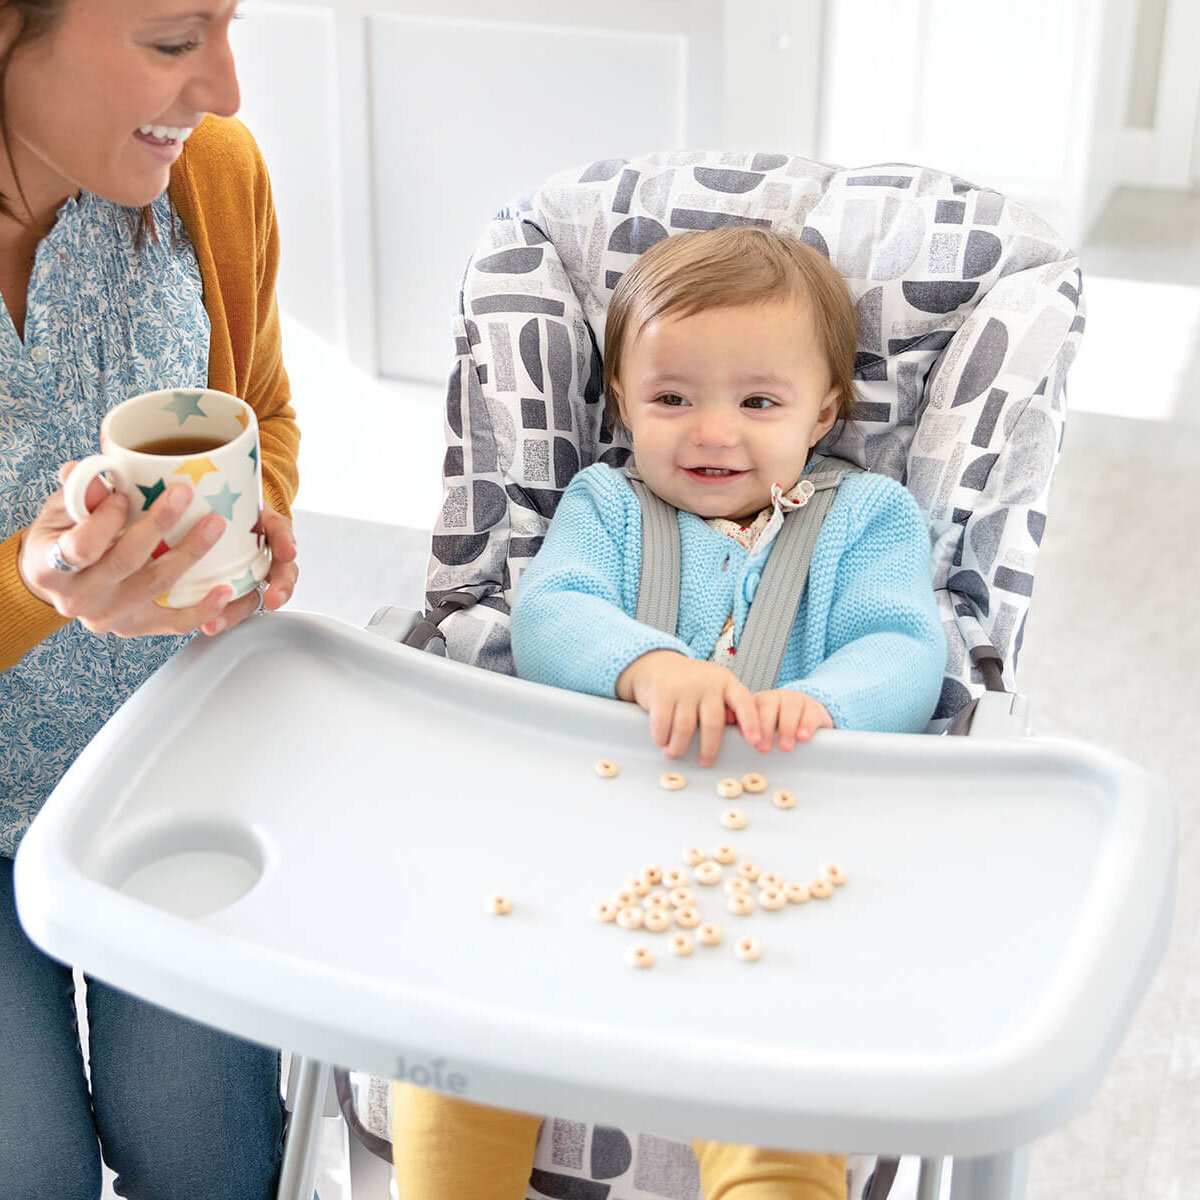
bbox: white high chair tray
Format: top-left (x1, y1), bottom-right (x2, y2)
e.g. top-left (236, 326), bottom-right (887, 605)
top-left (16, 613), bottom-right (1174, 1159)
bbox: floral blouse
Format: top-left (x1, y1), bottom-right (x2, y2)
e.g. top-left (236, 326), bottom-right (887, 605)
top-left (0, 190), bottom-right (210, 857)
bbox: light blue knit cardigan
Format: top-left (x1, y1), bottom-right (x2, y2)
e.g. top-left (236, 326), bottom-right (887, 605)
top-left (511, 463), bottom-right (947, 733)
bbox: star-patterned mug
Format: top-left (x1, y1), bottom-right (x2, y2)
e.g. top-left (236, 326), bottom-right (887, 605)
top-left (63, 387), bottom-right (270, 608)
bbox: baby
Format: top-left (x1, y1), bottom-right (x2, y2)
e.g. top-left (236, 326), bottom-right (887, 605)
top-left (392, 227), bottom-right (947, 1199)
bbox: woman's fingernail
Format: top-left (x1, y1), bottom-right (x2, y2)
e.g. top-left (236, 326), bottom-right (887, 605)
top-left (164, 484), bottom-right (191, 516)
top-left (200, 515), bottom-right (224, 545)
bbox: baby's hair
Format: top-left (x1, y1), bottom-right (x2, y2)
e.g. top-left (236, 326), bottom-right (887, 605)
top-left (603, 226), bottom-right (858, 437)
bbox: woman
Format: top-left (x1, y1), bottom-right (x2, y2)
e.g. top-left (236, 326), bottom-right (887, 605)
top-left (0, 2), bottom-right (300, 1196)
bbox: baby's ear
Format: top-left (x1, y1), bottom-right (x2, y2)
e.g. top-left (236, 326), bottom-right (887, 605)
top-left (811, 386), bottom-right (841, 444)
top-left (611, 379), bottom-right (629, 426)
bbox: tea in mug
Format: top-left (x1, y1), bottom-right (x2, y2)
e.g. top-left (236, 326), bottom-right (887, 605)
top-left (132, 435), bottom-right (229, 456)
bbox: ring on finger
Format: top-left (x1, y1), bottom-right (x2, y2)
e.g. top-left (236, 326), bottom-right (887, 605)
top-left (253, 581), bottom-right (268, 615)
top-left (46, 539), bottom-right (80, 574)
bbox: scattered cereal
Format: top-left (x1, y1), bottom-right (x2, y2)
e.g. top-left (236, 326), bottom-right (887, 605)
top-left (759, 871), bottom-right (784, 889)
top-left (737, 861), bottom-right (761, 882)
top-left (694, 861), bottom-right (723, 885)
top-left (742, 772), bottom-right (767, 794)
top-left (591, 901), bottom-right (618, 922)
top-left (682, 847), bottom-right (707, 866)
top-left (821, 864), bottom-right (847, 886)
top-left (724, 877), bottom-right (750, 895)
top-left (669, 886), bottom-right (695, 908)
top-left (595, 759), bottom-right (619, 778)
top-left (670, 932), bottom-right (694, 956)
top-left (759, 886), bottom-right (787, 911)
top-left (784, 882), bottom-right (810, 905)
top-left (809, 879), bottom-right (834, 900)
top-left (720, 808), bottom-right (748, 830)
top-left (644, 891), bottom-right (670, 910)
top-left (644, 865), bottom-right (664, 884)
top-left (660, 772), bottom-right (687, 791)
top-left (772, 789), bottom-right (795, 809)
top-left (717, 778), bottom-right (744, 799)
top-left (617, 906), bottom-right (645, 929)
top-left (673, 905), bottom-right (701, 928)
top-left (698, 923), bottom-right (723, 946)
top-left (626, 876), bottom-right (651, 897)
top-left (486, 894), bottom-right (513, 915)
top-left (734, 937), bottom-right (762, 962)
top-left (643, 908), bottom-right (671, 933)
top-left (727, 892), bottom-right (755, 916)
top-left (662, 868), bottom-right (688, 888)
top-left (713, 844), bottom-right (738, 864)
top-left (611, 889), bottom-right (637, 908)
top-left (626, 946), bottom-right (654, 969)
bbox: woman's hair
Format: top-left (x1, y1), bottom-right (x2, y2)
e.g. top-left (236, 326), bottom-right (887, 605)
top-left (603, 226), bottom-right (859, 439)
top-left (0, 1), bottom-right (155, 240)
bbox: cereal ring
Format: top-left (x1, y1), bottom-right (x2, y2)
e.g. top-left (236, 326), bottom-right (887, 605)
top-left (611, 889), bottom-right (637, 908)
top-left (669, 886), bottom-right (695, 908)
top-left (698, 923), bottom-right (723, 946)
top-left (742, 772), bottom-right (767, 793)
top-left (670, 932), bottom-right (694, 956)
top-left (617, 906), bottom-right (644, 929)
top-left (809, 879), bottom-right (834, 900)
top-left (673, 905), bottom-right (701, 928)
top-left (694, 861), bottom-right (723, 886)
top-left (595, 759), bottom-right (619, 778)
top-left (713, 844), bottom-right (738, 864)
top-left (737, 861), bottom-right (761, 882)
top-left (591, 901), bottom-right (618, 922)
top-left (759, 870), bottom-right (784, 889)
top-left (626, 876), bottom-right (651, 897)
top-left (723, 877), bottom-right (750, 895)
top-left (662, 868), bottom-right (688, 889)
top-left (716, 778), bottom-right (743, 799)
top-left (772, 789), bottom-right (795, 809)
top-left (759, 886), bottom-right (786, 911)
top-left (784, 882), bottom-right (810, 905)
top-left (486, 894), bottom-right (513, 915)
top-left (644, 865), bottom-right (664, 885)
top-left (643, 908), bottom-right (671, 933)
top-left (626, 945), bottom-right (654, 969)
top-left (682, 846), bottom-right (707, 866)
top-left (644, 891), bottom-right (670, 910)
top-left (821, 864), bottom-right (848, 886)
top-left (734, 937), bottom-right (762, 962)
top-left (659, 772), bottom-right (687, 791)
top-left (720, 808), bottom-right (748, 830)
top-left (727, 892), bottom-right (754, 916)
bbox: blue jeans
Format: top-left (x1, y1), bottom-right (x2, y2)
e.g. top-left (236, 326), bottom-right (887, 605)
top-left (1, 854), bottom-right (285, 1199)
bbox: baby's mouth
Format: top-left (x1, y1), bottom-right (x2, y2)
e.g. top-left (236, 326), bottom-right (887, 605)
top-left (135, 124), bottom-right (194, 146)
top-left (685, 467), bottom-right (745, 478)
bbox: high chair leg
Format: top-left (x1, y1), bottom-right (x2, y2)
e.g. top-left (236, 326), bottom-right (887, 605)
top-left (278, 1056), bottom-right (332, 1200)
top-left (916, 1157), bottom-right (944, 1200)
top-left (947, 1149), bottom-right (1028, 1200)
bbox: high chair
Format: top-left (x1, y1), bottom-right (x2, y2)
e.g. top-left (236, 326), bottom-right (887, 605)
top-left (13, 152), bottom-right (1173, 1200)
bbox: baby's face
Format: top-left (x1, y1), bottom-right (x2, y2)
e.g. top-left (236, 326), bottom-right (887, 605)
top-left (615, 300), bottom-right (841, 521)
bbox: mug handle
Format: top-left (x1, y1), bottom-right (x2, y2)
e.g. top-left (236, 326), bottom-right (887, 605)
top-left (63, 455), bottom-right (124, 524)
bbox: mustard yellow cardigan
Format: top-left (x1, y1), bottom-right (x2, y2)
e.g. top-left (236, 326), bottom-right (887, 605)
top-left (0, 117), bottom-right (300, 670)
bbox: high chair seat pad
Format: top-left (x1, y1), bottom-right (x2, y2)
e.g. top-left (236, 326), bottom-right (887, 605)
top-left (428, 153), bottom-right (1085, 727)
top-left (16, 612), bottom-right (1173, 1159)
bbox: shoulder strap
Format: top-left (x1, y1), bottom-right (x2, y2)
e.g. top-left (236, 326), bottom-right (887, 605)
top-left (627, 475), bottom-right (681, 636)
top-left (730, 455), bottom-right (862, 692)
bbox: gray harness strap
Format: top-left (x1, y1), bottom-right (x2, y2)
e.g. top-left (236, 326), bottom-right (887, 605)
top-left (628, 455), bottom-right (861, 690)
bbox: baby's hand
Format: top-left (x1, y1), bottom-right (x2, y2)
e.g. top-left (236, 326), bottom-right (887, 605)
top-left (754, 689), bottom-right (833, 751)
top-left (616, 650), bottom-right (765, 766)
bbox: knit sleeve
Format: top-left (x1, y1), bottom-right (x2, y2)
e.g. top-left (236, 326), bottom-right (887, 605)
top-left (510, 467), bottom-right (693, 698)
top-left (782, 475), bottom-right (947, 732)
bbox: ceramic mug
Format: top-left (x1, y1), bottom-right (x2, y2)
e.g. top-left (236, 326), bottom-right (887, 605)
top-left (64, 388), bottom-right (270, 608)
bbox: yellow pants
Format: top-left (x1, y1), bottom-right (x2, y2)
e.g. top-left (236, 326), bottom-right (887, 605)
top-left (393, 1084), bottom-right (846, 1199)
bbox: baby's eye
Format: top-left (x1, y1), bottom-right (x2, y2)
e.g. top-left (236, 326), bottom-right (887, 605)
top-left (743, 395), bottom-right (777, 409)
top-left (656, 393), bottom-right (688, 407)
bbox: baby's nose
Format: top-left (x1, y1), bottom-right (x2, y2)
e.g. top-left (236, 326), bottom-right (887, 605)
top-left (691, 410), bottom-right (737, 445)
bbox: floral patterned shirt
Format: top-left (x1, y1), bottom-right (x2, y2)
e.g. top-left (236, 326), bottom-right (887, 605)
top-left (0, 190), bottom-right (210, 857)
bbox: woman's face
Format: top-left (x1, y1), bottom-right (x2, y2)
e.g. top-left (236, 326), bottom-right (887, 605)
top-left (3, 0), bottom-right (241, 213)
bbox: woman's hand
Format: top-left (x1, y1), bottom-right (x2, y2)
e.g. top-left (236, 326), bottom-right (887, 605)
top-left (198, 505), bottom-right (298, 636)
top-left (753, 689), bottom-right (834, 750)
top-left (616, 650), bottom-right (766, 766)
top-left (18, 463), bottom-right (234, 637)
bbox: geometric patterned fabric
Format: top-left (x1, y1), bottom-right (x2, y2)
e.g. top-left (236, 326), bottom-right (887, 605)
top-left (427, 150), bottom-right (1085, 729)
